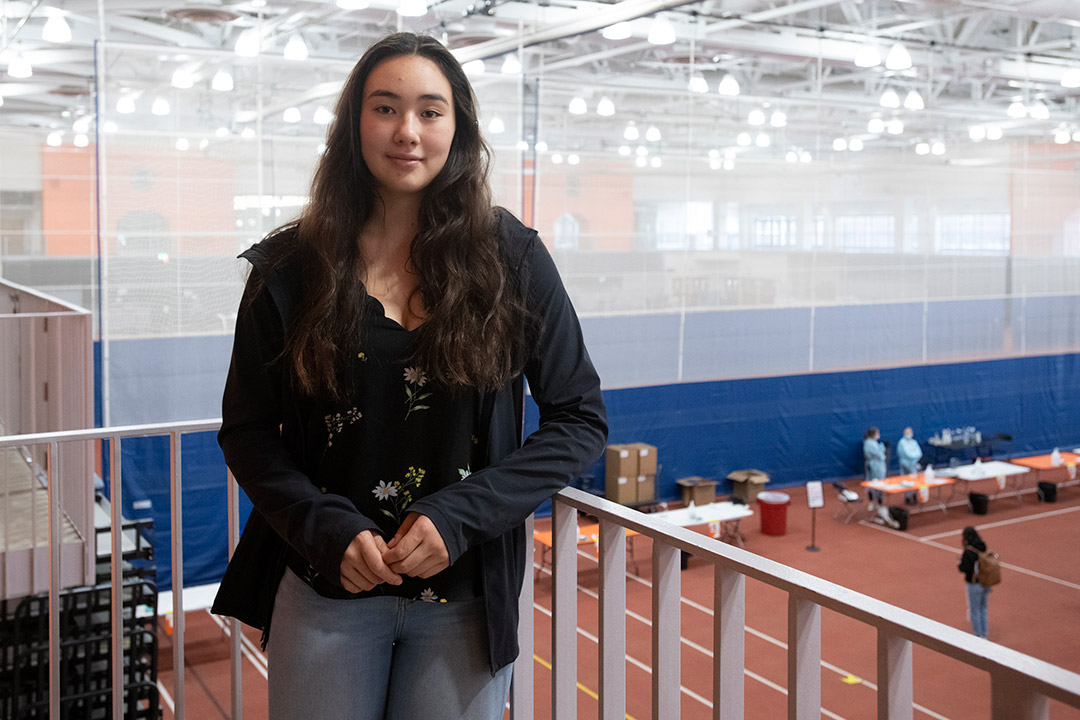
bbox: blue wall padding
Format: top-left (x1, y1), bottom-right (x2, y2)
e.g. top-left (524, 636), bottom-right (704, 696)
top-left (525, 352), bottom-right (1080, 510)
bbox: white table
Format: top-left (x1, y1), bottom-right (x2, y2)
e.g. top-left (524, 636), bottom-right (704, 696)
top-left (649, 501), bottom-right (754, 547)
top-left (949, 460), bottom-right (1031, 502)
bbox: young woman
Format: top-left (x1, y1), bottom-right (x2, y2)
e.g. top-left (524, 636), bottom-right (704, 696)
top-left (211, 32), bottom-right (607, 719)
top-left (959, 526), bottom-right (991, 638)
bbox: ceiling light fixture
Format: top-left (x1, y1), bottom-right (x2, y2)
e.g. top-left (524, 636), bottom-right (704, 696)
top-left (618, 145), bottom-right (631, 156)
top-left (1053, 127), bottom-right (1071, 144)
top-left (623, 123), bottom-right (639, 141)
top-left (785, 150), bottom-right (798, 163)
top-left (879, 89), bottom-right (900, 108)
top-left (7, 52), bottom-right (32, 79)
top-left (104, 121), bottom-right (118, 133)
top-left (986, 125), bottom-right (1003, 140)
top-left (647, 15), bottom-right (676, 45)
top-left (551, 153), bottom-right (563, 164)
top-left (601, 22), bottom-right (632, 41)
top-left (73, 133), bottom-right (88, 148)
top-left (736, 132), bottom-right (751, 146)
top-left (175, 138), bottom-right (190, 151)
top-left (969, 125), bottom-right (986, 141)
top-left (596, 97), bottom-right (615, 116)
top-left (650, 156), bottom-right (662, 168)
top-left (42, 14), bottom-right (73, 44)
top-left (171, 68), bottom-right (194, 89)
top-left (931, 141), bottom-right (946, 155)
top-left (336, 0), bottom-right (370, 8)
top-left (832, 137), bottom-right (848, 152)
top-left (885, 42), bottom-right (912, 71)
top-left (516, 140), bottom-right (529, 151)
top-left (568, 96), bottom-right (587, 115)
top-left (151, 97), bottom-right (170, 116)
top-left (284, 35), bottom-right (309, 61)
top-left (724, 157), bottom-right (736, 170)
top-left (903, 90), bottom-right (924, 110)
top-left (1006, 101), bottom-right (1027, 119)
top-left (645, 125), bottom-right (661, 142)
top-left (747, 108), bottom-right (765, 126)
top-left (688, 74), bottom-right (708, 94)
top-left (770, 110), bottom-right (787, 128)
top-left (397, 0), bottom-right (428, 17)
top-left (488, 117), bottom-right (505, 134)
top-left (283, 107), bottom-right (301, 123)
top-left (867, 117), bottom-right (885, 134)
top-left (1062, 68), bottom-right (1080, 89)
top-left (854, 43), bottom-right (881, 68)
top-left (462, 59), bottom-right (485, 76)
top-left (116, 96), bottom-right (136, 114)
top-left (915, 142), bottom-right (929, 155)
top-left (235, 29), bottom-right (260, 57)
top-left (755, 132), bottom-right (770, 147)
top-left (636, 145), bottom-right (648, 156)
top-left (849, 137), bottom-right (864, 152)
top-left (717, 73), bottom-right (740, 96)
top-left (313, 106), bottom-right (333, 125)
top-left (635, 156), bottom-right (647, 168)
top-left (212, 70), bottom-right (234, 91)
top-left (1028, 100), bottom-right (1050, 120)
top-left (887, 118), bottom-right (904, 134)
top-left (534, 140), bottom-right (548, 152)
top-left (568, 153), bottom-right (580, 165)
top-left (47, 131), bottom-right (63, 146)
top-left (241, 127), bottom-right (256, 139)
top-left (216, 127), bottom-right (230, 138)
top-left (501, 54), bottom-right (521, 74)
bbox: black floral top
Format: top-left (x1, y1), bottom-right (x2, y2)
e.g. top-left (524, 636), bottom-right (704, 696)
top-left (284, 294), bottom-right (481, 603)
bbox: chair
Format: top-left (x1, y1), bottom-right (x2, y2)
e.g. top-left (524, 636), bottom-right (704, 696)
top-left (832, 481), bottom-right (861, 524)
top-left (991, 433), bottom-right (1013, 460)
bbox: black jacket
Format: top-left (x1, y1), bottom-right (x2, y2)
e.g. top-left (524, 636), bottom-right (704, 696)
top-left (210, 209), bottom-right (607, 673)
top-left (959, 538), bottom-right (987, 584)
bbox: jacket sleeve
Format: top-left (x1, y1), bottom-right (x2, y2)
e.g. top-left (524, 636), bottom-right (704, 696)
top-left (219, 270), bottom-right (380, 584)
top-left (958, 549), bottom-right (976, 582)
top-left (407, 233), bottom-right (608, 563)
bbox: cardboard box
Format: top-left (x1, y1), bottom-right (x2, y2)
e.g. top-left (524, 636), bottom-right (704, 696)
top-left (629, 443), bottom-right (658, 475)
top-left (635, 474), bottom-right (656, 504)
top-left (605, 444), bottom-right (638, 480)
top-left (606, 475), bottom-right (636, 505)
top-left (728, 469), bottom-right (770, 503)
top-left (676, 476), bottom-right (717, 506)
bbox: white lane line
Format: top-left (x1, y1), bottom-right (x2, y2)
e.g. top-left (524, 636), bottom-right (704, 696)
top-left (920, 505), bottom-right (1080, 541)
top-left (860, 517), bottom-right (1080, 590)
top-left (207, 610), bottom-right (270, 678)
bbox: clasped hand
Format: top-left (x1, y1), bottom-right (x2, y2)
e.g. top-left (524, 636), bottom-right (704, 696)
top-left (338, 513), bottom-right (449, 594)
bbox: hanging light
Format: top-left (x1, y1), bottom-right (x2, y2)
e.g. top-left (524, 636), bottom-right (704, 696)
top-left (73, 133), bottom-right (89, 148)
top-left (854, 43), bottom-right (881, 68)
top-left (623, 123), bottom-right (639, 141)
top-left (618, 145), bottom-right (631, 156)
top-left (212, 70), bottom-right (234, 92)
top-left (46, 131), bottom-right (63, 146)
top-left (551, 153), bottom-right (563, 164)
top-left (636, 145), bottom-right (648, 156)
top-left (785, 150), bottom-right (799, 163)
top-left (879, 89), bottom-right (900, 108)
top-left (723, 157), bottom-right (736, 170)
top-left (1006, 101), bottom-right (1027, 119)
top-left (849, 137), bottom-right (864, 152)
top-left (969, 125), bottom-right (986, 141)
top-left (501, 54), bottom-right (521, 74)
top-left (645, 125), bottom-right (661, 142)
top-left (931, 141), bottom-right (946, 155)
top-left (650, 156), bottom-right (662, 168)
top-left (647, 15), bottom-right (676, 45)
top-left (747, 109), bottom-right (765, 126)
top-left (1053, 127), bottom-right (1071, 144)
top-left (887, 118), bottom-right (904, 135)
top-left (42, 14), bottom-right (73, 44)
top-left (397, 0), bottom-right (428, 16)
top-left (175, 138), bottom-right (190, 151)
top-left (1062, 68), bottom-right (1080, 89)
top-left (72, 117), bottom-right (90, 133)
top-left (1028, 100), bottom-right (1050, 120)
top-left (284, 35), bottom-right (309, 61)
top-left (985, 124), bottom-right (1003, 141)
top-left (867, 117), bottom-right (885, 134)
top-left (770, 110), bottom-right (787, 128)
top-left (832, 137), bottom-right (848, 152)
top-left (688, 74), bottom-right (709, 94)
top-left (171, 68), bottom-right (194, 89)
top-left (755, 132), bottom-right (770, 147)
top-left (903, 90), bottom-right (925, 110)
top-left (799, 150), bottom-right (812, 163)
top-left (116, 95), bottom-right (136, 114)
top-left (151, 97), bottom-right (170, 116)
top-left (736, 132), bottom-right (751, 146)
top-left (635, 156), bottom-right (647, 168)
top-left (568, 96), bottom-right (587, 115)
top-left (103, 121), bottom-right (118, 133)
top-left (336, 0), bottom-right (370, 8)
top-left (568, 153), bottom-right (580, 165)
top-left (534, 140), bottom-right (548, 152)
top-left (915, 142), bottom-right (930, 155)
top-left (462, 59), bottom-right (485, 76)
top-left (313, 106), bottom-right (334, 125)
top-left (710, 157), bottom-right (723, 170)
top-left (516, 140), bottom-right (529, 151)
top-left (884, 42), bottom-right (912, 71)
top-left (215, 126), bottom-right (230, 137)
top-left (596, 97), bottom-right (615, 116)
top-left (487, 117), bottom-right (505, 134)
top-left (602, 22), bottom-right (632, 41)
top-left (241, 127), bottom-right (256, 139)
top-left (717, 73), bottom-right (740, 96)
top-left (7, 52), bottom-right (32, 79)
top-left (235, 29), bottom-right (260, 57)
top-left (283, 107), bottom-right (301, 123)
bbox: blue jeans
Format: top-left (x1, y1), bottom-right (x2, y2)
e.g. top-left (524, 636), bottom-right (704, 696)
top-left (268, 568), bottom-right (513, 720)
top-left (966, 582), bottom-right (990, 638)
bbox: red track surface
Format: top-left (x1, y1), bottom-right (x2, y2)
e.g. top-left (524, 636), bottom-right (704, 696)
top-left (157, 484), bottom-right (1080, 719)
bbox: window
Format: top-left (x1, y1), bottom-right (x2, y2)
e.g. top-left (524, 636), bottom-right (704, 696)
top-left (752, 216), bottom-right (797, 248)
top-left (655, 201), bottom-right (714, 250)
top-left (834, 215), bottom-right (895, 253)
top-left (935, 214), bottom-right (1009, 255)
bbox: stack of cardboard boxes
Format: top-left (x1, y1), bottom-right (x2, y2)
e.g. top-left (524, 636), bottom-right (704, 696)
top-left (604, 443), bottom-right (658, 505)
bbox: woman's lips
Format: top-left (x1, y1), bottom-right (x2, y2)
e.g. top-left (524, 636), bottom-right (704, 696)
top-left (387, 154), bottom-right (421, 167)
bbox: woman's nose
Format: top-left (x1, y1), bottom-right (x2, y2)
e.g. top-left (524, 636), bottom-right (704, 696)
top-left (395, 113), bottom-right (420, 144)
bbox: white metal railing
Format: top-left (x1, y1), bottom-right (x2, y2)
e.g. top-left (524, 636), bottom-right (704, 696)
top-left (3, 422), bottom-right (1080, 719)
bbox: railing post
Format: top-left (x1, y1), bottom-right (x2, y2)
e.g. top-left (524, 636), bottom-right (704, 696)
top-left (876, 628), bottom-right (913, 720)
top-left (652, 541), bottom-right (681, 720)
top-left (47, 441), bottom-right (61, 720)
top-left (714, 566), bottom-right (745, 720)
top-left (170, 431), bottom-right (186, 719)
top-left (598, 519), bottom-right (626, 720)
top-left (511, 513), bottom-right (535, 720)
top-left (788, 594), bottom-right (821, 720)
top-left (991, 668), bottom-right (1049, 720)
top-left (110, 436), bottom-right (124, 720)
top-left (552, 499), bottom-right (578, 719)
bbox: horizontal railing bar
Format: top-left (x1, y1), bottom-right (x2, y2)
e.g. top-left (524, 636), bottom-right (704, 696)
top-left (0, 311), bottom-right (93, 319)
top-left (0, 420), bottom-right (222, 448)
top-left (554, 487), bottom-right (1080, 707)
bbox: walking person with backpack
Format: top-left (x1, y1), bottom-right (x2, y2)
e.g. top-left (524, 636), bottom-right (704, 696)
top-left (959, 526), bottom-right (999, 638)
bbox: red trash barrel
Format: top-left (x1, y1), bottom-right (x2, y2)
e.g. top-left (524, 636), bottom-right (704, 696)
top-left (757, 491), bottom-right (791, 536)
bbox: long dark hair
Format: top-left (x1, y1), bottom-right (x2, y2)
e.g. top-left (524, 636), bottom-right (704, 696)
top-left (962, 526), bottom-right (983, 549)
top-left (276, 32), bottom-right (524, 398)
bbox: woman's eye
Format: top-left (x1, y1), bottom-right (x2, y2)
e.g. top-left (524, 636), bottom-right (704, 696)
top-left (374, 105), bottom-right (394, 114)
top-left (422, 110), bottom-right (442, 119)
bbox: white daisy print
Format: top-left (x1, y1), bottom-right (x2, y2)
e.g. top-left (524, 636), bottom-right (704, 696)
top-left (458, 466), bottom-right (472, 480)
top-left (403, 367), bottom-right (428, 387)
top-left (372, 480), bottom-right (398, 501)
top-left (419, 588), bottom-right (439, 603)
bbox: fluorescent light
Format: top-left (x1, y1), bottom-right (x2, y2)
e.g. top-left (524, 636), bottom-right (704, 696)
top-left (770, 110), bottom-right (787, 128)
top-left (534, 140), bottom-right (548, 152)
top-left (879, 89), bottom-right (900, 108)
top-left (1052, 128), bottom-right (1070, 144)
top-left (887, 118), bottom-right (904, 135)
top-left (985, 125), bottom-right (1003, 140)
top-left (645, 125), bottom-right (661, 142)
top-left (717, 73), bottom-right (740, 96)
top-left (736, 132), bottom-right (751, 146)
top-left (151, 97), bottom-right (170, 116)
top-left (516, 140), bottom-right (529, 151)
top-left (785, 150), bottom-right (798, 163)
top-left (284, 35), bottom-right (309, 61)
top-left (283, 107), bottom-right (301, 123)
top-left (623, 124), bottom-right (639, 141)
top-left (1006, 101), bottom-right (1027, 118)
top-left (501, 54), bottom-right (521, 75)
top-left (216, 126), bottom-right (230, 137)
top-left (969, 125), bottom-right (986, 141)
top-left (723, 158), bottom-right (736, 170)
top-left (885, 42), bottom-right (912, 71)
top-left (42, 14), bottom-right (72, 44)
top-left (116, 96), bottom-right (135, 113)
top-left (867, 117), bottom-right (885, 134)
top-left (212, 70), bottom-right (234, 92)
top-left (903, 90), bottom-right (924, 110)
top-left (7, 53), bottom-right (32, 79)
top-left (618, 145), bottom-right (631, 156)
top-left (46, 131), bottom-right (62, 146)
top-left (313, 106), bottom-right (333, 125)
top-left (175, 138), bottom-right (190, 151)
top-left (849, 137), bottom-right (864, 152)
top-left (1028, 100), bottom-right (1050, 120)
top-left (747, 109), bottom-right (765, 126)
top-left (487, 117), bottom-right (505, 134)
top-left (635, 156), bottom-right (647, 168)
top-left (601, 22), bottom-right (632, 41)
top-left (832, 137), bottom-right (847, 152)
top-left (636, 145), bottom-right (648, 156)
top-left (688, 74), bottom-right (708, 94)
top-left (596, 97), bottom-right (615, 117)
top-left (568, 97), bottom-right (587, 115)
top-left (755, 132), bottom-right (770, 147)
top-left (647, 15), bottom-right (676, 45)
top-left (241, 127), bottom-right (256, 139)
top-left (171, 68), bottom-right (194, 89)
top-left (931, 141), bottom-right (945, 155)
top-left (103, 121), bottom-right (118, 133)
top-left (551, 153), bottom-right (563, 164)
top-left (235, 29), bottom-right (260, 57)
top-left (73, 133), bottom-right (88, 147)
top-left (1062, 68), bottom-right (1080, 89)
top-left (915, 142), bottom-right (930, 155)
top-left (854, 43), bottom-right (881, 68)
top-left (336, 0), bottom-right (370, 8)
top-left (650, 156), bottom-right (662, 168)
top-left (567, 153), bottom-right (580, 165)
top-left (397, 0), bottom-right (428, 17)
top-left (462, 59), bottom-right (485, 76)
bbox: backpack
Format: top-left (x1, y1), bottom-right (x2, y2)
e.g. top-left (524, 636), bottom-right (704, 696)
top-left (968, 546), bottom-right (1001, 587)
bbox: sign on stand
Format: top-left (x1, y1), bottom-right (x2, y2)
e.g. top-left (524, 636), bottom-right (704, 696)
top-left (806, 481), bottom-right (823, 551)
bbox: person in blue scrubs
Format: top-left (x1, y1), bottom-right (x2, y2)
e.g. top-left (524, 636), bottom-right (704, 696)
top-left (896, 427), bottom-right (923, 475)
top-left (863, 427), bottom-right (886, 481)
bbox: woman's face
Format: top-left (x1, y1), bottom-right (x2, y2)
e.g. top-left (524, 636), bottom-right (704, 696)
top-left (359, 54), bottom-right (456, 202)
